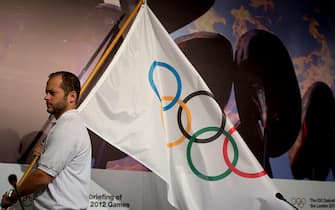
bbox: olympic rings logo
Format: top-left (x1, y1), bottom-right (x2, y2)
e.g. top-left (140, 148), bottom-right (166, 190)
top-left (290, 197), bottom-right (306, 208)
top-left (148, 60), bottom-right (266, 181)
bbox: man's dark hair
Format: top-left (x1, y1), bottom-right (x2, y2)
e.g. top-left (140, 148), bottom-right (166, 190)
top-left (49, 71), bottom-right (81, 103)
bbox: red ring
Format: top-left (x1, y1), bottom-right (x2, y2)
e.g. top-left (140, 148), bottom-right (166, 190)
top-left (223, 127), bottom-right (267, 178)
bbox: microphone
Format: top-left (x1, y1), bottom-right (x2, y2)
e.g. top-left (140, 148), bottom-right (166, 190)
top-left (275, 192), bottom-right (299, 210)
top-left (8, 174), bottom-right (17, 187)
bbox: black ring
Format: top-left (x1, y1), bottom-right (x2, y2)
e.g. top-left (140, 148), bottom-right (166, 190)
top-left (177, 90), bottom-right (226, 143)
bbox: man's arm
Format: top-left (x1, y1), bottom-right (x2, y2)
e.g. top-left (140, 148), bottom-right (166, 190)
top-left (17, 168), bottom-right (53, 196)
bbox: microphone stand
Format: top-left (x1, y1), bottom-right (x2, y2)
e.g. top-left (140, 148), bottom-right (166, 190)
top-left (275, 192), bottom-right (299, 210)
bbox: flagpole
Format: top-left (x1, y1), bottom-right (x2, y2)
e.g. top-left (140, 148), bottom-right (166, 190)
top-left (16, 0), bottom-right (144, 188)
top-left (80, 0), bottom-right (144, 96)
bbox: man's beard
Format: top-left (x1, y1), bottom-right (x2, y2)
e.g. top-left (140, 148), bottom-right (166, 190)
top-left (47, 97), bottom-right (68, 116)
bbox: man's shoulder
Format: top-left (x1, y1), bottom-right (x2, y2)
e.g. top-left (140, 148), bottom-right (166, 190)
top-left (54, 110), bottom-right (86, 131)
top-left (62, 109), bottom-right (80, 118)
top-left (58, 110), bottom-right (81, 123)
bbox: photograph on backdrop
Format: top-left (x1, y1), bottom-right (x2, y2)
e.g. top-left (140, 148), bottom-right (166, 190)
top-left (0, 0), bottom-right (334, 184)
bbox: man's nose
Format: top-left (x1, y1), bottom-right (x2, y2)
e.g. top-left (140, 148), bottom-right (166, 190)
top-left (44, 94), bottom-right (50, 100)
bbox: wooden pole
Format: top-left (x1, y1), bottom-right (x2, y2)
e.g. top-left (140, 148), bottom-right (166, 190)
top-left (80, 0), bottom-right (144, 96)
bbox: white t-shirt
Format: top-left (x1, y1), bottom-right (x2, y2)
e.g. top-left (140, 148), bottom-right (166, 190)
top-left (34, 109), bottom-right (92, 210)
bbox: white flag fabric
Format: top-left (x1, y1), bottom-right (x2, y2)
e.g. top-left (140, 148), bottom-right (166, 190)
top-left (79, 4), bottom-right (292, 210)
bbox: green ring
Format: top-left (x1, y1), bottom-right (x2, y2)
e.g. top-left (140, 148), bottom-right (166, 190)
top-left (186, 126), bottom-right (239, 181)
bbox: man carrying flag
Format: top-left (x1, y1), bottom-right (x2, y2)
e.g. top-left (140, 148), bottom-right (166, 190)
top-left (1, 71), bottom-right (92, 210)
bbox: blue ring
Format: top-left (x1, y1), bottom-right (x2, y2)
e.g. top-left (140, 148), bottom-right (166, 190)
top-left (148, 61), bottom-right (182, 111)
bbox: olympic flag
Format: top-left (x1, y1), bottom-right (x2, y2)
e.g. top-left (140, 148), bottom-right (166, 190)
top-left (78, 4), bottom-right (292, 210)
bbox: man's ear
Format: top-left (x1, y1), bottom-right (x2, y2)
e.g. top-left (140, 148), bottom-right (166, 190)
top-left (68, 91), bottom-right (77, 104)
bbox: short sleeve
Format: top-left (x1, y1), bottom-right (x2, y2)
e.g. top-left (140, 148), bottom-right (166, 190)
top-left (38, 120), bottom-right (78, 177)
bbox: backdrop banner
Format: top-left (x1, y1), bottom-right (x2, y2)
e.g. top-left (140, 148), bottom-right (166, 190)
top-left (1, 163), bottom-right (334, 210)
